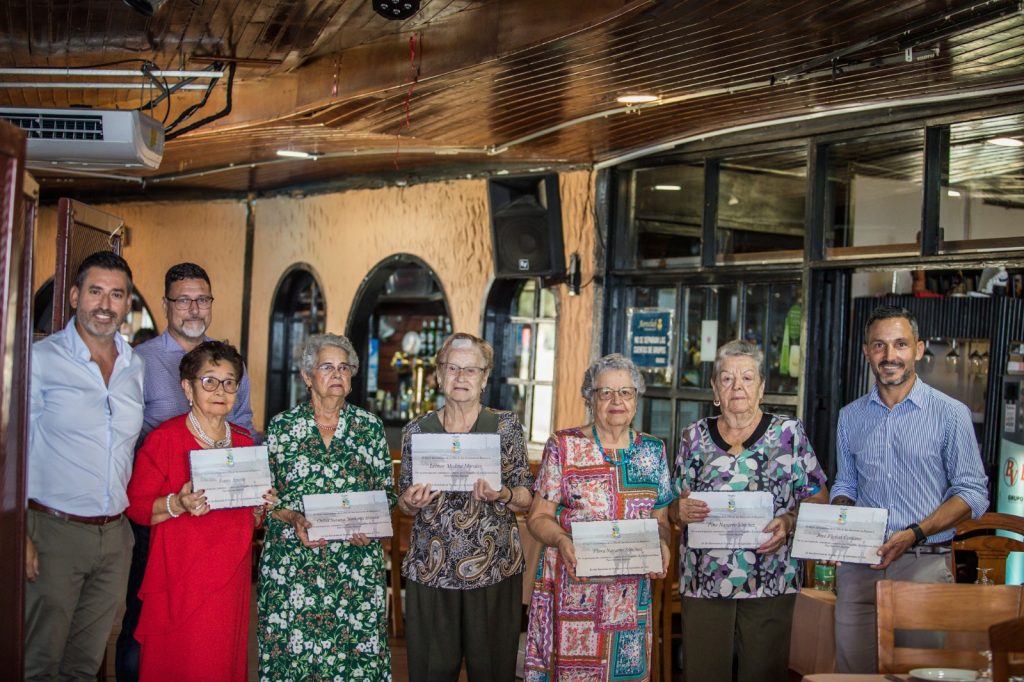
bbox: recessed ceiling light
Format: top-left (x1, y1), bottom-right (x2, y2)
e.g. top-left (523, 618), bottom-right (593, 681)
top-left (616, 94), bottom-right (659, 105)
top-left (987, 137), bottom-right (1023, 147)
top-left (654, 184), bottom-right (681, 191)
top-left (276, 149), bottom-right (315, 159)
top-left (947, 189), bottom-right (961, 197)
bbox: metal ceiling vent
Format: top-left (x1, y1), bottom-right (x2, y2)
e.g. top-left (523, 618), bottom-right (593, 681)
top-left (373, 0), bottom-right (419, 20)
top-left (0, 108), bottom-right (165, 169)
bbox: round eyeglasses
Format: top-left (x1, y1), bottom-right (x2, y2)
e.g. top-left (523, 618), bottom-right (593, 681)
top-left (197, 376), bottom-right (239, 393)
top-left (594, 387), bottom-right (638, 401)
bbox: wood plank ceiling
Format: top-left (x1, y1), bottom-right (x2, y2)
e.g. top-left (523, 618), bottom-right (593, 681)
top-left (1, 0), bottom-right (1022, 199)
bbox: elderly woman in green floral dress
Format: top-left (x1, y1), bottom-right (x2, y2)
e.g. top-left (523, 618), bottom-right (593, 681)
top-left (257, 333), bottom-right (395, 682)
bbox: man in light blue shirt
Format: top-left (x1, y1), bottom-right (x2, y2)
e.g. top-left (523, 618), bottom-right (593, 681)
top-left (25, 251), bottom-right (145, 681)
top-left (115, 262), bottom-right (254, 682)
top-left (830, 305), bottom-right (989, 673)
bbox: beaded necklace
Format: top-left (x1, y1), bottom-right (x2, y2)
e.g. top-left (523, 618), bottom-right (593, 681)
top-left (189, 410), bottom-right (232, 449)
top-left (591, 424), bottom-right (634, 466)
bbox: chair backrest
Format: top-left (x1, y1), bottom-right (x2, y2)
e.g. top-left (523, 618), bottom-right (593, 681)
top-left (876, 580), bottom-right (1024, 673)
top-left (989, 616), bottom-right (1024, 682)
top-left (952, 512), bottom-right (1024, 584)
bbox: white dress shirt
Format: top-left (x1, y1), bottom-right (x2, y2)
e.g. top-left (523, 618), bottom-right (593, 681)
top-left (28, 317), bottom-right (145, 516)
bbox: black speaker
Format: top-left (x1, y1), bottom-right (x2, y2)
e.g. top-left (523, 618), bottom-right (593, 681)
top-left (488, 173), bottom-right (565, 278)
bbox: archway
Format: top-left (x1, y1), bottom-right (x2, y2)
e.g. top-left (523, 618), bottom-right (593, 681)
top-left (265, 265), bottom-right (326, 422)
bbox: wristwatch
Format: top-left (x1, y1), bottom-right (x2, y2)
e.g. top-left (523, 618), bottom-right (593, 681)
top-left (905, 523), bottom-right (927, 546)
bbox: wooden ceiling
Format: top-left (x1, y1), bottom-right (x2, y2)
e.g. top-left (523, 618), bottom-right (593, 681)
top-left (2, 0), bottom-right (1023, 199)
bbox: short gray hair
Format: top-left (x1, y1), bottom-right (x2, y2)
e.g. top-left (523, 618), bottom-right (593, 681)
top-left (580, 353), bottom-right (646, 402)
top-left (301, 333), bottom-right (360, 376)
top-left (711, 340), bottom-right (764, 384)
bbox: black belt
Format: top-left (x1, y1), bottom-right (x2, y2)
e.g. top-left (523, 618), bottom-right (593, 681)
top-left (904, 542), bottom-right (951, 556)
top-left (29, 500), bottom-right (123, 526)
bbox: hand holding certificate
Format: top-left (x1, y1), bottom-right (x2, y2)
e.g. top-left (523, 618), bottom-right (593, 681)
top-left (686, 491), bottom-right (774, 549)
top-left (411, 433), bottom-right (501, 492)
top-left (303, 491), bottom-right (393, 542)
top-left (189, 445), bottom-right (273, 510)
top-left (792, 503), bottom-right (888, 564)
top-left (573, 519), bottom-right (663, 578)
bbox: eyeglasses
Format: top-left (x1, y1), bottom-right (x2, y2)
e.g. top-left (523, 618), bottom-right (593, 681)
top-left (594, 387), bottom-right (638, 401)
top-left (197, 376), bottom-right (239, 393)
top-left (439, 362), bottom-right (486, 378)
top-left (168, 295), bottom-right (214, 311)
top-left (315, 362), bottom-right (356, 376)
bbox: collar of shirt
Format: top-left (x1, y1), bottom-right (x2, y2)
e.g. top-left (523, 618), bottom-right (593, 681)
top-left (61, 316), bottom-right (133, 369)
top-left (867, 374), bottom-right (928, 413)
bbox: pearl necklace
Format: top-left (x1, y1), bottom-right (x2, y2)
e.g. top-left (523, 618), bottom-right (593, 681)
top-left (189, 411), bottom-right (232, 448)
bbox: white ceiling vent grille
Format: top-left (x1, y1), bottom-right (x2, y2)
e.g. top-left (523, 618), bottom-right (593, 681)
top-left (1, 111), bottom-right (105, 141)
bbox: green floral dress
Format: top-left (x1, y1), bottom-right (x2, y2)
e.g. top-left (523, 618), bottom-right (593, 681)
top-left (257, 401), bottom-right (396, 682)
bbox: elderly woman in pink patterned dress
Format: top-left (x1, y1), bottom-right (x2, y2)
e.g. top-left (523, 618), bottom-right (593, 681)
top-left (524, 353), bottom-right (673, 682)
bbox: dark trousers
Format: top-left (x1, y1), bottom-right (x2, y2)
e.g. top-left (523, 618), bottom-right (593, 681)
top-left (681, 593), bottom-right (796, 682)
top-left (114, 520), bottom-right (149, 682)
top-left (405, 575), bottom-right (522, 682)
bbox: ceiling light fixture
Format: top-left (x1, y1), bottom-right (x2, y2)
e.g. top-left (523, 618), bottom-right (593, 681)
top-left (276, 149), bottom-right (316, 159)
top-left (616, 93), bottom-right (660, 105)
top-left (987, 137), bottom-right (1024, 147)
top-left (373, 0), bottom-right (420, 20)
top-left (122, 0), bottom-right (167, 17)
top-left (947, 189), bottom-right (961, 197)
top-left (654, 184), bottom-right (681, 191)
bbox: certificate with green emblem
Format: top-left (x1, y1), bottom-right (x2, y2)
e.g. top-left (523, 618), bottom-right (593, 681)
top-left (792, 503), bottom-right (888, 564)
top-left (572, 519), bottom-right (663, 577)
top-left (189, 445), bottom-right (272, 510)
top-left (302, 491), bottom-right (393, 542)
top-left (686, 491), bottom-right (774, 549)
top-left (410, 433), bottom-right (502, 492)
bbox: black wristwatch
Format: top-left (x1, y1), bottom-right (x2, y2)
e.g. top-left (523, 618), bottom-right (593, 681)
top-left (905, 523), bottom-right (927, 546)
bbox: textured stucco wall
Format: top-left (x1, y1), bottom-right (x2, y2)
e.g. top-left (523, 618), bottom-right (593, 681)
top-left (31, 171), bottom-right (599, 433)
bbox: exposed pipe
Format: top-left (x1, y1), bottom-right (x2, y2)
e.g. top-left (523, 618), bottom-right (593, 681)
top-left (0, 82), bottom-right (209, 90)
top-left (0, 68), bottom-right (224, 78)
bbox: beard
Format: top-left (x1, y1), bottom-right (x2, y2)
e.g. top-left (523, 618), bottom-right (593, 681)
top-left (79, 308), bottom-right (124, 338)
top-left (871, 360), bottom-right (914, 386)
top-left (177, 318), bottom-right (208, 339)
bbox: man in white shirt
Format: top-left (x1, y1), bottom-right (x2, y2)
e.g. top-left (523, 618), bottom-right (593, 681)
top-left (25, 251), bottom-right (145, 681)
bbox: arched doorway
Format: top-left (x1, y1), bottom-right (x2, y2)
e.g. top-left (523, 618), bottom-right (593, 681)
top-left (265, 265), bottom-right (326, 421)
top-left (346, 255), bottom-right (450, 445)
top-left (32, 277), bottom-right (157, 343)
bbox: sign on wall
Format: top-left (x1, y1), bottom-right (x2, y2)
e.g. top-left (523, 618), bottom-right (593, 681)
top-left (627, 307), bottom-right (673, 372)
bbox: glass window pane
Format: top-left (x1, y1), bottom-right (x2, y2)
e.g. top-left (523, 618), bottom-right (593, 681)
top-left (717, 149), bottom-right (806, 255)
top-left (633, 163), bottom-right (704, 265)
top-left (510, 384), bottom-right (529, 432)
top-left (679, 287), bottom-right (706, 388)
top-left (941, 114), bottom-right (1024, 250)
top-left (513, 280), bottom-right (537, 317)
top-left (535, 322), bottom-right (557, 381)
top-left (634, 396), bottom-right (673, 445)
top-left (530, 385), bottom-right (553, 443)
top-left (539, 286), bottom-right (557, 319)
top-left (767, 282), bottom-right (802, 395)
top-left (510, 323), bottom-right (533, 379)
top-left (825, 129), bottom-right (925, 250)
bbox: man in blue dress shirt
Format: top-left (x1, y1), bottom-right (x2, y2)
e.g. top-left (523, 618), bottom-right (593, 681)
top-left (830, 305), bottom-right (989, 673)
top-left (25, 251), bottom-right (145, 681)
top-left (114, 261), bottom-right (254, 682)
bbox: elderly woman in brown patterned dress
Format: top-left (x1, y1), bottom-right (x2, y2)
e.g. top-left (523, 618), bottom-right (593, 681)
top-left (398, 332), bottom-right (534, 682)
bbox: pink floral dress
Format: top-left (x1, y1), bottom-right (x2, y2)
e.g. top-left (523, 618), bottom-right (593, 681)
top-left (524, 427), bottom-right (673, 682)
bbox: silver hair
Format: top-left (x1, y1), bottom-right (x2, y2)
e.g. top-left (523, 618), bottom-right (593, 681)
top-left (301, 333), bottom-right (360, 375)
top-left (711, 340), bottom-right (764, 384)
top-left (580, 353), bottom-right (646, 402)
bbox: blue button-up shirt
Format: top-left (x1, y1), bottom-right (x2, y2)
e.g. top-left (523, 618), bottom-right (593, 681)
top-left (134, 330), bottom-right (255, 440)
top-left (830, 377), bottom-right (989, 543)
top-left (29, 317), bottom-right (145, 516)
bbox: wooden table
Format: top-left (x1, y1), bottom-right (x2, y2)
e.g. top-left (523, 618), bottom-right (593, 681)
top-left (790, 588), bottom-right (837, 675)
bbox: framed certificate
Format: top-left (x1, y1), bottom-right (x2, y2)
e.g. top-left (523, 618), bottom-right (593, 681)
top-left (189, 445), bottom-right (272, 510)
top-left (792, 503), bottom-right (889, 564)
top-left (573, 518), bottom-right (663, 578)
top-left (410, 433), bottom-right (501, 492)
top-left (687, 491), bottom-right (774, 549)
top-left (303, 491), bottom-right (393, 542)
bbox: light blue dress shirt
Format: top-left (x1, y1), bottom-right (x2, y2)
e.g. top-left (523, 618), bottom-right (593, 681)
top-left (134, 330), bottom-right (255, 440)
top-left (830, 376), bottom-right (989, 543)
top-left (29, 317), bottom-right (145, 516)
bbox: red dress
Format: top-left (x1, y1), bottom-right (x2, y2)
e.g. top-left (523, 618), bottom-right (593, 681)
top-left (126, 415), bottom-right (257, 682)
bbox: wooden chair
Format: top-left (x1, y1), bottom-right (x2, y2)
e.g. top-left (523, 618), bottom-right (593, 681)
top-left (989, 616), bottom-right (1024, 682)
top-left (655, 524), bottom-right (682, 682)
top-left (875, 580), bottom-right (1024, 673)
top-left (383, 459), bottom-right (412, 638)
top-left (952, 512), bottom-right (1024, 584)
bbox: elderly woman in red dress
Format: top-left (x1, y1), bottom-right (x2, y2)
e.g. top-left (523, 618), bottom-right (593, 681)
top-left (126, 340), bottom-right (275, 681)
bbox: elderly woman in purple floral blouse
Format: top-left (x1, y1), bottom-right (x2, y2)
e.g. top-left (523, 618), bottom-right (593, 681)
top-left (674, 340), bottom-right (827, 682)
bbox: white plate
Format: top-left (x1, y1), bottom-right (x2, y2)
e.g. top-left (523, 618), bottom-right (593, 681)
top-left (909, 669), bottom-right (978, 681)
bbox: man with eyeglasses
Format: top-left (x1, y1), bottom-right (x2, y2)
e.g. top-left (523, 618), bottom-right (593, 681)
top-left (115, 262), bottom-right (254, 682)
top-left (25, 251), bottom-right (144, 680)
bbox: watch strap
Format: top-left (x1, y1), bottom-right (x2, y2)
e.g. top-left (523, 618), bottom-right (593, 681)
top-left (906, 523), bottom-right (927, 545)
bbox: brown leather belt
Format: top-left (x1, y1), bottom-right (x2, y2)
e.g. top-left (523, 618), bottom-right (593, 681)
top-left (29, 500), bottom-right (122, 526)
